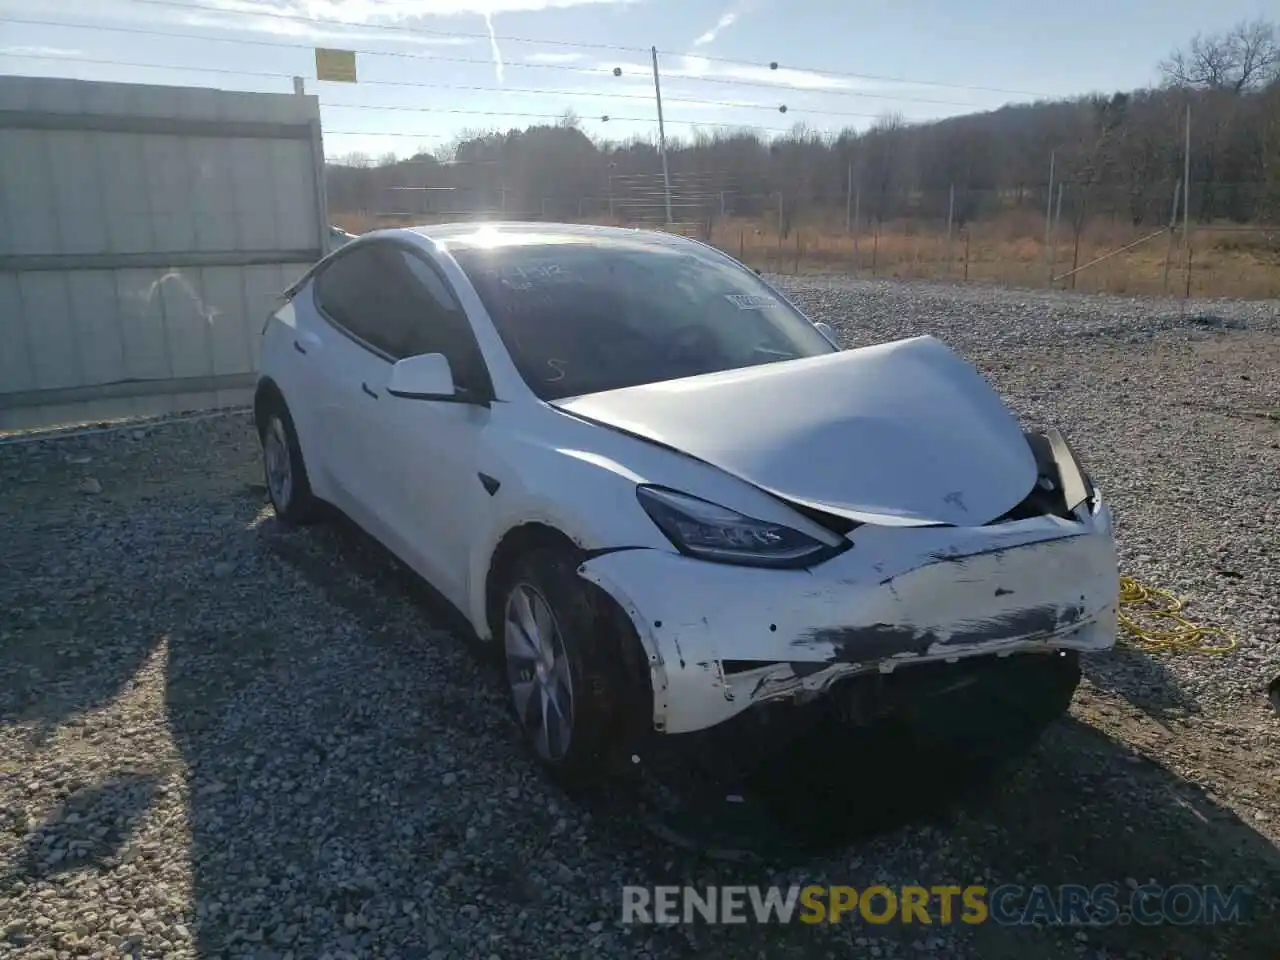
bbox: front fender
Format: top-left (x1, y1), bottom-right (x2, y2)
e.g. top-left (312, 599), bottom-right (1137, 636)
top-left (465, 438), bottom-right (673, 638)
top-left (464, 404), bottom-right (843, 637)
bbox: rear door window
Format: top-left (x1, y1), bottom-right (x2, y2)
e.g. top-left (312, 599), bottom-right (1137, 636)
top-left (313, 245), bottom-right (388, 351)
top-left (314, 242), bottom-right (490, 394)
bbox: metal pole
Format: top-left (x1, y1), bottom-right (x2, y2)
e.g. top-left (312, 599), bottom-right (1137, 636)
top-left (946, 183), bottom-right (954, 245)
top-left (1163, 178), bottom-right (1181, 293)
top-left (650, 46), bottom-right (673, 226)
top-left (1044, 150), bottom-right (1055, 254)
top-left (845, 161), bottom-right (853, 234)
top-left (1049, 182), bottom-right (1063, 286)
top-left (1184, 100), bottom-right (1192, 297)
top-left (295, 76), bottom-right (331, 256)
top-left (1183, 101), bottom-right (1191, 241)
top-left (853, 186), bottom-right (860, 266)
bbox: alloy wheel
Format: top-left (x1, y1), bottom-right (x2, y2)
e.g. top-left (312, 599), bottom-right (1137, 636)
top-left (263, 416), bottom-right (293, 513)
top-left (504, 582), bottom-right (575, 761)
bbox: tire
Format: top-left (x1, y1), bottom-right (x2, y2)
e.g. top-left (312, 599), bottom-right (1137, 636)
top-left (257, 396), bottom-right (322, 526)
top-left (497, 545), bottom-right (637, 787)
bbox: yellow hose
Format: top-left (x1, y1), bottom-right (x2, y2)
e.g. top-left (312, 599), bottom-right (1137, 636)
top-left (1117, 574), bottom-right (1237, 654)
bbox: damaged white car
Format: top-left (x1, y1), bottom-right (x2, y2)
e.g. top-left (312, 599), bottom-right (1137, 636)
top-left (255, 222), bottom-right (1119, 784)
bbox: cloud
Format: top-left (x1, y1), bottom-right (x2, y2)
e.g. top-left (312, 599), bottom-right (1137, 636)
top-left (187, 17), bottom-right (475, 46)
top-left (0, 45), bottom-right (85, 58)
top-left (524, 51), bottom-right (587, 64)
top-left (157, 0), bottom-right (641, 20)
top-left (482, 12), bottom-right (505, 83)
top-left (607, 54), bottom-right (863, 92)
top-left (693, 12), bottom-right (737, 47)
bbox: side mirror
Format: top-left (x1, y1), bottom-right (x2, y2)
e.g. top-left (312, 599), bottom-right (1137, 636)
top-left (386, 353), bottom-right (457, 400)
top-left (814, 321), bottom-right (839, 346)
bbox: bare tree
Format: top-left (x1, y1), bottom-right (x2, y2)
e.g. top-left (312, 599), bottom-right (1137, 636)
top-left (1160, 18), bottom-right (1280, 92)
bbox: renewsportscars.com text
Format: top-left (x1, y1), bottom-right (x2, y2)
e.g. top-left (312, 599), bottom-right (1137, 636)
top-left (621, 884), bottom-right (1251, 926)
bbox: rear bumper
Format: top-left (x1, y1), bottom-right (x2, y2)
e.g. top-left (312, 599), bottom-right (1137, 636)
top-left (579, 502), bottom-right (1118, 735)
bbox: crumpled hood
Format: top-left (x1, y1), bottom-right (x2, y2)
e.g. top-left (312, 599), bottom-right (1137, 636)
top-left (554, 335), bottom-right (1038, 527)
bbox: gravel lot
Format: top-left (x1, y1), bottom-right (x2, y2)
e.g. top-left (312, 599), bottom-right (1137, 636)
top-left (2, 277), bottom-right (1278, 959)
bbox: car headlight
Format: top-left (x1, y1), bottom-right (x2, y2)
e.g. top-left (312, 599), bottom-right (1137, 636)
top-left (636, 486), bottom-right (847, 568)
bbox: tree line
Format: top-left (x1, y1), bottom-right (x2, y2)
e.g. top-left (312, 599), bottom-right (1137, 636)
top-left (326, 19), bottom-right (1280, 229)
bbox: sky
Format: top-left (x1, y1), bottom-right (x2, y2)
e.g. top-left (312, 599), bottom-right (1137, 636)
top-left (0, 0), bottom-right (1274, 160)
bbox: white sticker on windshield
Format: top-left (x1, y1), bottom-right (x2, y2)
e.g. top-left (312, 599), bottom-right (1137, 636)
top-left (725, 294), bottom-right (779, 310)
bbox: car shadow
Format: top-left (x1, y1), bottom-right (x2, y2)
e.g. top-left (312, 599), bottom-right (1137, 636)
top-left (7, 470), bottom-right (1276, 959)
top-left (1080, 643), bottom-right (1203, 723)
top-left (214, 507), bottom-right (1276, 959)
top-left (160, 499), bottom-right (526, 957)
top-left (585, 713), bottom-right (1279, 960)
top-left (0, 771), bottom-right (161, 897)
top-left (936, 716), bottom-right (1279, 959)
top-left (0, 539), bottom-right (167, 749)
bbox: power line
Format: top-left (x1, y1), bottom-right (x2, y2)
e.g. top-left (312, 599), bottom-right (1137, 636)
top-left (126, 0), bottom-right (1050, 97)
top-left (0, 49), bottom-right (842, 112)
top-left (0, 18), bottom-right (985, 114)
top-left (0, 50), bottom-right (878, 125)
top-left (2, 11), bottom-right (1043, 103)
top-left (0, 16), bottom-right (603, 76)
top-left (1, 52), bottom-right (797, 133)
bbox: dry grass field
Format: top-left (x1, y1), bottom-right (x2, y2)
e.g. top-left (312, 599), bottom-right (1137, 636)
top-left (714, 213), bottom-right (1280, 300)
top-left (332, 209), bottom-right (1280, 300)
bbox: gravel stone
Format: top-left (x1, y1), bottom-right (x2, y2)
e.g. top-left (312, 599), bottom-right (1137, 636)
top-left (1, 278), bottom-right (1277, 959)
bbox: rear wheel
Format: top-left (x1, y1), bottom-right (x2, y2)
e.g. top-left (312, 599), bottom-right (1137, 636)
top-left (257, 398), bottom-right (321, 526)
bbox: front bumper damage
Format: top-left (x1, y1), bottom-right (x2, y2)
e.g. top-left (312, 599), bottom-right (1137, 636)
top-left (579, 501), bottom-right (1118, 735)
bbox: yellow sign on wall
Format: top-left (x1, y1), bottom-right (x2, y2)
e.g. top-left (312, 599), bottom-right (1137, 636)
top-left (315, 48), bottom-right (357, 83)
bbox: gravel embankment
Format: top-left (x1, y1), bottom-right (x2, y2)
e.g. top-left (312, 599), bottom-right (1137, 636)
top-left (2, 277), bottom-right (1278, 960)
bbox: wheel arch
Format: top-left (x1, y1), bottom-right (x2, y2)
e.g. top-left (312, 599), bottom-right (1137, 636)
top-left (484, 522), bottom-right (581, 641)
top-left (483, 521), bottom-right (655, 737)
top-left (253, 375), bottom-right (285, 431)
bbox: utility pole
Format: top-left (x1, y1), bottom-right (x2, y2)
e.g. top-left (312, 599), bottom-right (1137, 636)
top-left (845, 161), bottom-right (853, 234)
top-left (852, 185), bottom-right (861, 264)
top-left (946, 183), bottom-right (955, 245)
top-left (651, 46), bottom-right (673, 226)
top-left (1183, 101), bottom-right (1191, 242)
top-left (1049, 181), bottom-right (1063, 285)
top-left (1044, 149), bottom-right (1055, 254)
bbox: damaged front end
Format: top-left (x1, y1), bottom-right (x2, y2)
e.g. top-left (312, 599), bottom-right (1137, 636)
top-left (579, 428), bottom-right (1118, 738)
top-left (635, 649), bottom-right (1085, 790)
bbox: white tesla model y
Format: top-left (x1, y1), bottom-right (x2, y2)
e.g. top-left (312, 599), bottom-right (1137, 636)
top-left (255, 222), bottom-right (1119, 784)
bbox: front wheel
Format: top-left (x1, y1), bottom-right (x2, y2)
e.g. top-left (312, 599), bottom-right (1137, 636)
top-left (499, 547), bottom-right (634, 786)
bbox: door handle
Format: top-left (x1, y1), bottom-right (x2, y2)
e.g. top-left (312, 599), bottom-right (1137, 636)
top-left (361, 382), bottom-right (378, 399)
top-left (294, 331), bottom-right (322, 355)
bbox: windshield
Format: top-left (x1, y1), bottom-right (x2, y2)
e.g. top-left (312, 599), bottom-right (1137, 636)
top-left (449, 236), bottom-right (836, 401)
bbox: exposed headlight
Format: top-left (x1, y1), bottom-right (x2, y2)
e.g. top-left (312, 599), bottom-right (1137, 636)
top-left (636, 486), bottom-right (847, 568)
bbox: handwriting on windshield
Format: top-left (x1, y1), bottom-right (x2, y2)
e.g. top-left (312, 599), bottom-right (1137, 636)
top-left (724, 294), bottom-right (780, 310)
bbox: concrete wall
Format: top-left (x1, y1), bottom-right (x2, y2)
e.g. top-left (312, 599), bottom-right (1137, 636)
top-left (0, 76), bottom-right (329, 432)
